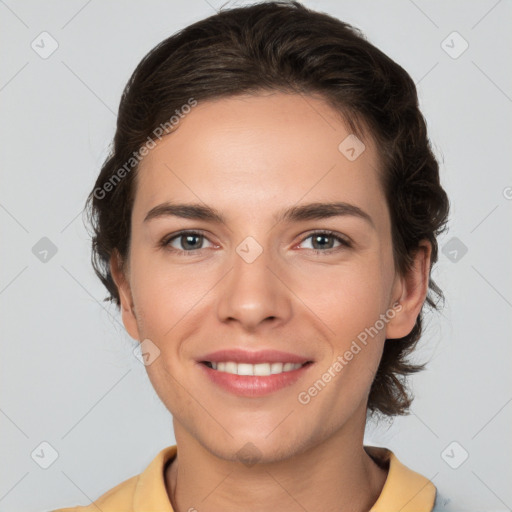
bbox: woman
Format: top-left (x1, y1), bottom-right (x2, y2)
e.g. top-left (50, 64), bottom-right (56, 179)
top-left (53, 1), bottom-right (450, 510)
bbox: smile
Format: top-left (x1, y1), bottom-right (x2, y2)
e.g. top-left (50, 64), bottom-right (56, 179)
top-left (198, 360), bottom-right (314, 397)
top-left (201, 361), bottom-right (311, 376)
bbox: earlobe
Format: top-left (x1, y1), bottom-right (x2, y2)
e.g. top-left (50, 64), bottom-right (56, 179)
top-left (109, 250), bottom-right (141, 341)
top-left (385, 240), bottom-right (432, 340)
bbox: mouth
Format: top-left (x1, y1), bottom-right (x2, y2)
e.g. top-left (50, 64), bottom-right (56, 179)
top-left (197, 359), bottom-right (315, 397)
top-left (195, 348), bottom-right (315, 397)
top-left (200, 360), bottom-right (314, 376)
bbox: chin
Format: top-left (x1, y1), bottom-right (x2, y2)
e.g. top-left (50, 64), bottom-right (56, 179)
top-left (201, 428), bottom-right (313, 466)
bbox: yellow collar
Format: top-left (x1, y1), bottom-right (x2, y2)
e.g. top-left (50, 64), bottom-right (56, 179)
top-left (364, 445), bottom-right (436, 511)
top-left (63, 444), bottom-right (435, 511)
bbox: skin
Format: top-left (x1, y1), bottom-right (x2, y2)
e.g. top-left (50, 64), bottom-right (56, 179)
top-left (110, 91), bottom-right (431, 512)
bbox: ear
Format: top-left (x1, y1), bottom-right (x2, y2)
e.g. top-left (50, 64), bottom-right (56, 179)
top-left (110, 250), bottom-right (141, 341)
top-left (385, 240), bottom-right (432, 340)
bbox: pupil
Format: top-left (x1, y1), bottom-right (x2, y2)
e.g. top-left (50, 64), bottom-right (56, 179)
top-left (181, 234), bottom-right (333, 251)
top-left (183, 234), bottom-right (201, 250)
top-left (313, 234), bottom-right (332, 250)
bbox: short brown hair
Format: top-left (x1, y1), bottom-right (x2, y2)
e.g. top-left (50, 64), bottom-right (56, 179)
top-left (85, 0), bottom-right (450, 419)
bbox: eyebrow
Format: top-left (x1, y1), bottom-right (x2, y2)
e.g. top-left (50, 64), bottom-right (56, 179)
top-left (143, 201), bottom-right (375, 229)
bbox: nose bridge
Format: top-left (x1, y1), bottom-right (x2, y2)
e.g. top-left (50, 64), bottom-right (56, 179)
top-left (216, 236), bottom-right (291, 329)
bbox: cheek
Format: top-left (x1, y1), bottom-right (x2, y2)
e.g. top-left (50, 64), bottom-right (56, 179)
top-left (302, 257), bottom-right (388, 338)
top-left (129, 251), bottom-right (210, 335)
top-left (300, 258), bottom-right (392, 390)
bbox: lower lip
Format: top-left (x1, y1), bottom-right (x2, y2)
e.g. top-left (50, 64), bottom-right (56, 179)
top-left (197, 362), bottom-right (314, 397)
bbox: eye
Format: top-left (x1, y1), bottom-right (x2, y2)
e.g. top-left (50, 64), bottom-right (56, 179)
top-left (298, 230), bottom-right (351, 253)
top-left (161, 230), bottom-right (215, 254)
top-left (160, 229), bottom-right (351, 256)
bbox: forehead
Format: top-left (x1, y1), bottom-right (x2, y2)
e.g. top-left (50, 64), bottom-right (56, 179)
top-left (133, 92), bottom-right (387, 226)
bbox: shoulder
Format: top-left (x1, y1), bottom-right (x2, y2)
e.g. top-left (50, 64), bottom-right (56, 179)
top-left (50, 473), bottom-right (139, 511)
top-left (49, 445), bottom-right (177, 511)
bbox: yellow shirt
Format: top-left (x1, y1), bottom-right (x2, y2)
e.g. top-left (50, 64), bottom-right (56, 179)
top-left (52, 444), bottom-right (436, 511)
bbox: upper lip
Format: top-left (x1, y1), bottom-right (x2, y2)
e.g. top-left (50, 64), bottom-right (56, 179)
top-left (198, 349), bottom-right (314, 365)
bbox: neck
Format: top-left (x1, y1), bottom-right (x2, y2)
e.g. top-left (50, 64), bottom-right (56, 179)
top-left (165, 410), bottom-right (388, 512)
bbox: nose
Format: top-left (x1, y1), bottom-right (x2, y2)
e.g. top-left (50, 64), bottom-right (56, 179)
top-left (216, 244), bottom-right (293, 332)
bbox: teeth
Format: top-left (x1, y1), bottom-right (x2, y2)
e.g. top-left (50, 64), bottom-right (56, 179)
top-left (209, 361), bottom-right (304, 376)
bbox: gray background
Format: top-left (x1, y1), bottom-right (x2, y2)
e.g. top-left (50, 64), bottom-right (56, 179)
top-left (1, 1), bottom-right (511, 511)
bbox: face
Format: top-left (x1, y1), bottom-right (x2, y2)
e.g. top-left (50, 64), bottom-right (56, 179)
top-left (111, 91), bottom-right (428, 463)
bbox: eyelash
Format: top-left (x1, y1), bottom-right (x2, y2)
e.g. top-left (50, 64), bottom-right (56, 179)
top-left (160, 229), bottom-right (352, 256)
